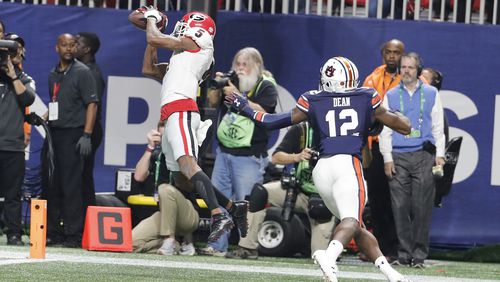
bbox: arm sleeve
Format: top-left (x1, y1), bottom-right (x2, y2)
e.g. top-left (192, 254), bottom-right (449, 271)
top-left (379, 94), bottom-right (394, 163)
top-left (431, 91), bottom-right (446, 158)
top-left (17, 74), bottom-right (36, 107)
top-left (78, 69), bottom-right (99, 105)
top-left (239, 105), bottom-right (293, 130)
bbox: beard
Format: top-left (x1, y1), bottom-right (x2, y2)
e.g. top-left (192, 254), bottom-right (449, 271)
top-left (238, 69), bottom-right (260, 93)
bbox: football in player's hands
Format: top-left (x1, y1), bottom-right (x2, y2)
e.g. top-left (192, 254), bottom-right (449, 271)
top-left (128, 6), bottom-right (168, 31)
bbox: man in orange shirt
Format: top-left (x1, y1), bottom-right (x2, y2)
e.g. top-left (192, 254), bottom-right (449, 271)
top-left (362, 39), bottom-right (405, 263)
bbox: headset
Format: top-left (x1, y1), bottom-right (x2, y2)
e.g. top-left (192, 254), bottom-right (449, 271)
top-left (398, 52), bottom-right (423, 77)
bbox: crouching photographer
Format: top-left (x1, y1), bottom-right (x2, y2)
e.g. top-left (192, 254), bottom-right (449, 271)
top-left (225, 122), bottom-right (336, 259)
top-left (0, 36), bottom-right (36, 245)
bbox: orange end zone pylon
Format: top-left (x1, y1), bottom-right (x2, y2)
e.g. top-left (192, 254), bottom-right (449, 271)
top-left (29, 199), bottom-right (47, 259)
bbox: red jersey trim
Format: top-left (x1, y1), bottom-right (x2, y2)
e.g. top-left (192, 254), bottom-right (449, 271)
top-left (160, 99), bottom-right (199, 121)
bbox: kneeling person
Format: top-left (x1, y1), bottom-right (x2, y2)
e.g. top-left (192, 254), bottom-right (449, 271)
top-left (132, 127), bottom-right (198, 255)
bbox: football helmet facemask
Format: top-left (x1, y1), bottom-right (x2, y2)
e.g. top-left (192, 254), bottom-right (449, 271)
top-left (171, 12), bottom-right (216, 39)
top-left (320, 56), bottom-right (359, 93)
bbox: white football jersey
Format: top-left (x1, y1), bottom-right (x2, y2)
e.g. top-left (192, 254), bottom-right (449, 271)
top-left (160, 27), bottom-right (214, 106)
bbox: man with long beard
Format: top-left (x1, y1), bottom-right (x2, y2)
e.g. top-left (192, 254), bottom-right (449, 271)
top-left (201, 47), bottom-right (278, 256)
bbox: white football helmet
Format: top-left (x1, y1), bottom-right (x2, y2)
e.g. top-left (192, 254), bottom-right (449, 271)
top-left (320, 57), bottom-right (359, 93)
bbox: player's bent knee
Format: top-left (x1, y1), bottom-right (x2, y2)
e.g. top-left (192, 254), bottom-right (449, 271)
top-left (249, 183), bottom-right (268, 213)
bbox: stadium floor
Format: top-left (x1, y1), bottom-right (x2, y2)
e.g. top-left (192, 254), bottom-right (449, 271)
top-left (0, 236), bottom-right (499, 281)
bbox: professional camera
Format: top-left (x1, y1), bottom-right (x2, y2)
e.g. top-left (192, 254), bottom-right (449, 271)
top-left (281, 169), bottom-right (300, 222)
top-left (309, 149), bottom-right (320, 168)
top-left (0, 40), bottom-right (19, 66)
top-left (208, 70), bottom-right (239, 89)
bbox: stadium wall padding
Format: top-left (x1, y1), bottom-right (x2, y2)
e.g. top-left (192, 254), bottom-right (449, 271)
top-left (1, 3), bottom-right (500, 247)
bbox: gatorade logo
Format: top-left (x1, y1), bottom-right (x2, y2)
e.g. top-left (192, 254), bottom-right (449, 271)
top-left (97, 212), bottom-right (123, 244)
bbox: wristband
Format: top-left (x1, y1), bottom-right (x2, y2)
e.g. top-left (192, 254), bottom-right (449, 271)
top-left (146, 145), bottom-right (155, 152)
top-left (83, 132), bottom-right (92, 138)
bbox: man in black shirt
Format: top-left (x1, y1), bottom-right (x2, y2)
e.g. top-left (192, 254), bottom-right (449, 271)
top-left (43, 33), bottom-right (98, 247)
top-left (0, 34), bottom-right (36, 245)
top-left (74, 32), bottom-right (105, 211)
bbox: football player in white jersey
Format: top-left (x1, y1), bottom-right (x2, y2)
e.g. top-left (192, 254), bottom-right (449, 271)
top-left (141, 8), bottom-right (246, 243)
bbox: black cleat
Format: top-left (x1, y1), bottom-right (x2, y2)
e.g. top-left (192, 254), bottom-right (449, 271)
top-left (229, 200), bottom-right (249, 238)
top-left (208, 213), bottom-right (234, 242)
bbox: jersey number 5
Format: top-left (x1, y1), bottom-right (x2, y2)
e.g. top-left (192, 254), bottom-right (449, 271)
top-left (325, 109), bottom-right (359, 137)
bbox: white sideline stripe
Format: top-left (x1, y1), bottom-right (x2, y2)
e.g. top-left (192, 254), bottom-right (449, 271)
top-left (1, 250), bottom-right (499, 282)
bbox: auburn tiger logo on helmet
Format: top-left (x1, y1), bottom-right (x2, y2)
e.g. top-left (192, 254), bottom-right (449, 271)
top-left (320, 57), bottom-right (359, 93)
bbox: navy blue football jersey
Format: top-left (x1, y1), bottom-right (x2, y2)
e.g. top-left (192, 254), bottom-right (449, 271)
top-left (296, 88), bottom-right (381, 157)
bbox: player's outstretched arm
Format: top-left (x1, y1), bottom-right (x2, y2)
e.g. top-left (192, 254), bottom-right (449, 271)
top-left (142, 44), bottom-right (167, 82)
top-left (225, 92), bottom-right (306, 129)
top-left (374, 105), bottom-right (411, 135)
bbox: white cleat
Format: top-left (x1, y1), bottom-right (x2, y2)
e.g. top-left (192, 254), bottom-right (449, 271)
top-left (312, 250), bottom-right (338, 282)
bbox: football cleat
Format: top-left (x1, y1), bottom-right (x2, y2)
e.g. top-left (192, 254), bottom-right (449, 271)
top-left (208, 213), bottom-right (234, 242)
top-left (313, 250), bottom-right (338, 282)
top-left (229, 200), bottom-right (249, 238)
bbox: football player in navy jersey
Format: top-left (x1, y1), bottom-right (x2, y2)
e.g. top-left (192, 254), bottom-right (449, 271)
top-left (226, 57), bottom-right (411, 282)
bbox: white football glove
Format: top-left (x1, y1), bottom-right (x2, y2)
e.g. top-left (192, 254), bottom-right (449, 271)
top-left (143, 7), bottom-right (162, 23)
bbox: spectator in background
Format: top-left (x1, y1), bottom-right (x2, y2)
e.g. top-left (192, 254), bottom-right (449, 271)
top-left (1, 32), bottom-right (32, 148)
top-left (74, 32), bottom-right (105, 212)
top-left (380, 52), bottom-right (445, 268)
top-left (0, 30), bottom-right (36, 245)
top-left (202, 47), bottom-right (278, 256)
top-left (225, 122), bottom-right (335, 259)
top-left (43, 33), bottom-right (98, 248)
top-left (132, 124), bottom-right (198, 256)
top-left (361, 39), bottom-right (405, 262)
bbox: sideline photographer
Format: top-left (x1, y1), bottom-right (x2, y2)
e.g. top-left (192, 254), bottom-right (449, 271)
top-left (200, 47), bottom-right (278, 256)
top-left (0, 35), bottom-right (36, 245)
top-left (225, 122), bottom-right (336, 259)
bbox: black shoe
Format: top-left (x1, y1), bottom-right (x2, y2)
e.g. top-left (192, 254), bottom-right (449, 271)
top-left (208, 213), bottom-right (234, 242)
top-left (229, 200), bottom-right (248, 238)
top-left (7, 234), bottom-right (24, 246)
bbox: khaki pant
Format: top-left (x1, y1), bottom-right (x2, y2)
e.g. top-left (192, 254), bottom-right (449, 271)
top-left (238, 181), bottom-right (336, 254)
top-left (132, 184), bottom-right (199, 253)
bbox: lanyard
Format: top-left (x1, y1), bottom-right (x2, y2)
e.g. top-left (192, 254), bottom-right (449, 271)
top-left (51, 61), bottom-right (74, 102)
top-left (399, 86), bottom-right (425, 129)
top-left (52, 82), bottom-right (61, 102)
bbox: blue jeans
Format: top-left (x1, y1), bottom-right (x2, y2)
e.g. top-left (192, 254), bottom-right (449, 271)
top-left (208, 149), bottom-right (269, 251)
